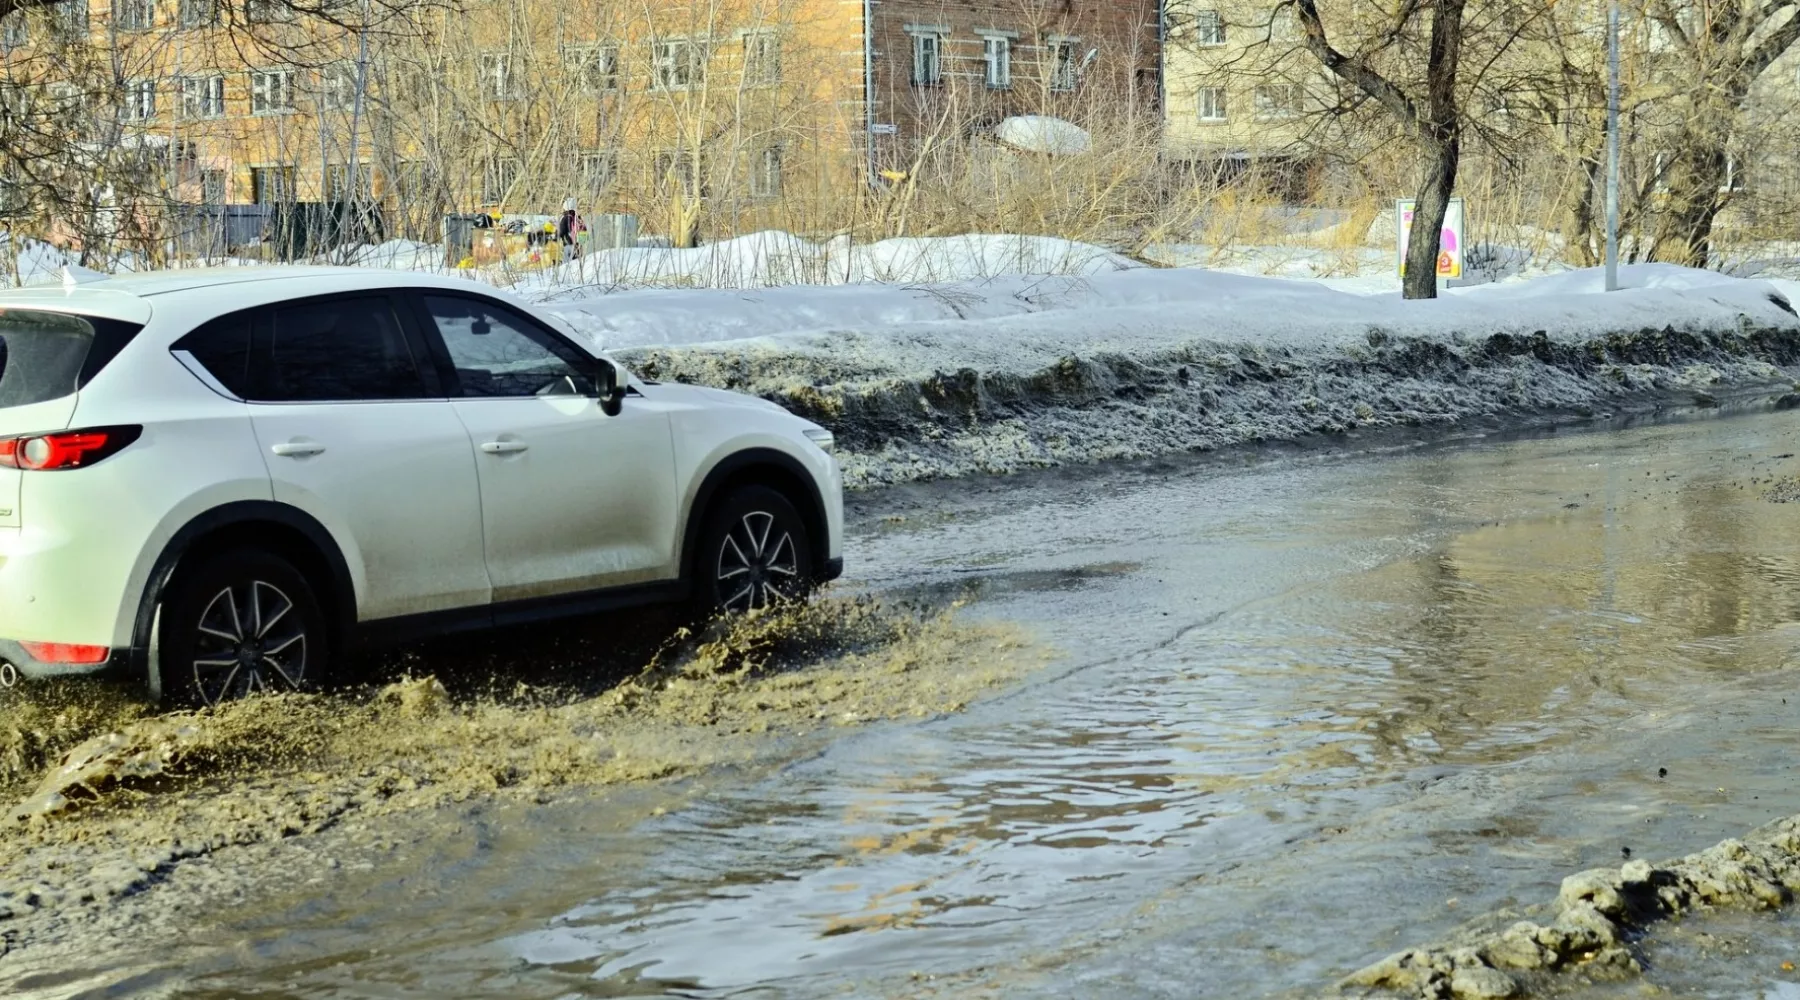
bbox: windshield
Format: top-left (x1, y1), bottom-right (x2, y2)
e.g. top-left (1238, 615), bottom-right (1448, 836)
top-left (0, 309), bottom-right (140, 409)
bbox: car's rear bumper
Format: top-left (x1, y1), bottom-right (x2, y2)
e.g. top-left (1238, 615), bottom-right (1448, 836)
top-left (0, 637), bottom-right (140, 684)
top-left (822, 556), bottom-right (844, 583)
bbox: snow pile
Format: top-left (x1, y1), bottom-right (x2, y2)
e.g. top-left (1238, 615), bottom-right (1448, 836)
top-left (517, 231), bottom-right (1139, 293)
top-left (584, 265), bottom-right (1800, 488)
top-left (549, 271), bottom-right (1194, 351)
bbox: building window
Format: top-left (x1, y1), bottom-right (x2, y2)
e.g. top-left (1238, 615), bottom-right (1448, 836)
top-left (749, 145), bottom-right (781, 198)
top-left (1270, 8), bottom-right (1300, 40)
top-left (982, 34), bottom-right (1011, 89)
top-left (909, 30), bottom-right (943, 87)
top-left (654, 149), bottom-right (708, 198)
top-left (1, 12), bottom-right (26, 51)
top-left (479, 53), bottom-right (519, 99)
top-left (121, 78), bottom-right (155, 120)
top-left (1197, 85), bottom-right (1226, 121)
top-left (180, 74), bottom-right (224, 118)
top-left (317, 61), bottom-right (359, 111)
top-left (1049, 39), bottom-right (1080, 92)
top-left (200, 167), bottom-right (226, 203)
top-left (387, 56), bottom-right (445, 105)
top-left (245, 0), bottom-right (293, 24)
top-left (177, 0), bottom-right (217, 29)
top-left (1722, 155), bottom-right (1744, 193)
top-left (54, 1), bottom-right (88, 37)
top-left (48, 81), bottom-right (85, 114)
top-left (566, 43), bottom-right (620, 92)
top-left (325, 162), bottom-right (371, 200)
top-left (250, 164), bottom-right (295, 203)
top-left (250, 69), bottom-right (294, 114)
top-left (114, 0), bottom-right (155, 31)
top-left (1253, 82), bottom-right (1302, 118)
top-left (482, 155), bottom-right (519, 205)
top-left (651, 38), bottom-right (706, 90)
top-left (1195, 10), bottom-right (1225, 46)
top-left (742, 32), bottom-right (779, 87)
top-left (578, 150), bottom-right (617, 191)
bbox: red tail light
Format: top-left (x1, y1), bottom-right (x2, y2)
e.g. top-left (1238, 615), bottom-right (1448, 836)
top-left (20, 641), bottom-right (110, 664)
top-left (0, 425), bottom-right (141, 471)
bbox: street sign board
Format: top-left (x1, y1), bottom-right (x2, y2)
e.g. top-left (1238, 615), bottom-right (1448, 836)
top-left (1396, 197), bottom-right (1465, 279)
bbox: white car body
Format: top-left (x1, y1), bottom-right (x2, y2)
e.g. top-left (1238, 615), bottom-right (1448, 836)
top-left (0, 267), bottom-right (842, 691)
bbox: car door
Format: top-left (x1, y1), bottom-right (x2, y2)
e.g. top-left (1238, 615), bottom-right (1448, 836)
top-left (179, 293), bottom-right (491, 620)
top-left (412, 291), bottom-right (679, 602)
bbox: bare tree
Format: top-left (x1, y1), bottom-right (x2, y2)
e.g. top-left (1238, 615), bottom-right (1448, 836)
top-left (1291, 0), bottom-right (1467, 299)
top-left (1639, 0), bottom-right (1800, 266)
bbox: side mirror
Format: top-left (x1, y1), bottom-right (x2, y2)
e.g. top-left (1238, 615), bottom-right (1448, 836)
top-left (594, 360), bottom-right (627, 416)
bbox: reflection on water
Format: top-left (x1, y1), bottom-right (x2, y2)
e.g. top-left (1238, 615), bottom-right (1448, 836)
top-left (99, 410), bottom-right (1800, 999)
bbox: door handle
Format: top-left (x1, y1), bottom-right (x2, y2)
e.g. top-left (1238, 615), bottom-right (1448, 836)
top-left (271, 441), bottom-right (326, 457)
top-left (480, 440), bottom-right (530, 454)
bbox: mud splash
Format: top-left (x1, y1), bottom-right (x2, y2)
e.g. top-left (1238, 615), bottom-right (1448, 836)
top-left (0, 597), bottom-right (1039, 929)
top-left (0, 681), bottom-right (153, 792)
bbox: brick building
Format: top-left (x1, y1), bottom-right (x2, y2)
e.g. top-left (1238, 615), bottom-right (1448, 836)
top-left (863, 0), bottom-right (1162, 170)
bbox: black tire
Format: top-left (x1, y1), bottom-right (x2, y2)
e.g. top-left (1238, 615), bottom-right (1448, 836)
top-left (692, 485), bottom-right (816, 616)
top-left (152, 548), bottom-right (329, 707)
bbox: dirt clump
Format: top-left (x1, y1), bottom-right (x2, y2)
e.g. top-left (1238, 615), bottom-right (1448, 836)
top-left (1765, 476), bottom-right (1800, 503)
top-left (1343, 817), bottom-right (1800, 999)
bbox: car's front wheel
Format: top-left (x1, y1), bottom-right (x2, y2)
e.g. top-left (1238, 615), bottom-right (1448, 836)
top-left (153, 548), bottom-right (328, 707)
top-left (694, 485), bottom-right (816, 616)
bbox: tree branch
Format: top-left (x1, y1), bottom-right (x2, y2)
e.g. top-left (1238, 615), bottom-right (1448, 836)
top-left (1291, 0), bottom-right (1421, 133)
top-left (1745, 2), bottom-right (1800, 77)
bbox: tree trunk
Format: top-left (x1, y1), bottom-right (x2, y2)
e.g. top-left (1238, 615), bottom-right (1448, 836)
top-left (1564, 152), bottom-right (1602, 268)
top-left (1403, 134), bottom-right (1458, 299)
top-left (1652, 142), bottom-right (1728, 268)
top-left (1401, 0), bottom-right (1466, 301)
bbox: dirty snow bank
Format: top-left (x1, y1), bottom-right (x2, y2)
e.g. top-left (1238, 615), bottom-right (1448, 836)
top-left (565, 265), bottom-right (1800, 489)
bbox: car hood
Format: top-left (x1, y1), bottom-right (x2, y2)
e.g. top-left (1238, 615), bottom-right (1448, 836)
top-left (649, 382), bottom-right (792, 415)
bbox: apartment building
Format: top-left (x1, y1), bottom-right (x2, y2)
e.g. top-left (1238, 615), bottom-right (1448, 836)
top-left (863, 0), bottom-right (1161, 170)
top-left (0, 0), bottom-right (1167, 251)
top-left (0, 0), bottom-right (871, 237)
top-left (1161, 1), bottom-right (1316, 160)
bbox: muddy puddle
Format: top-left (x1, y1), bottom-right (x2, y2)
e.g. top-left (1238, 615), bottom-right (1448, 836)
top-left (0, 596), bottom-right (1038, 988)
top-left (17, 406), bottom-right (1800, 999)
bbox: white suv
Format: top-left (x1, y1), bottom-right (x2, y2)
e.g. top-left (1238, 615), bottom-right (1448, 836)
top-left (0, 267), bottom-right (842, 704)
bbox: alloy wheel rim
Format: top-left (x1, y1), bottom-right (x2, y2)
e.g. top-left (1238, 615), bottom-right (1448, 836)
top-left (190, 579), bottom-right (307, 705)
top-left (715, 510), bottom-right (799, 613)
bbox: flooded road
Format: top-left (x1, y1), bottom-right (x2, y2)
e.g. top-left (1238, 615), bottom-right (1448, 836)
top-left (16, 403), bottom-right (1800, 999)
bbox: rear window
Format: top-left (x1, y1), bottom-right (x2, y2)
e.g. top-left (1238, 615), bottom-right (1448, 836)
top-left (0, 309), bottom-right (142, 410)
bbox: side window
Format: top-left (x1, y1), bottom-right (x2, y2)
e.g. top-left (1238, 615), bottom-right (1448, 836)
top-left (263, 295), bottom-right (429, 402)
top-left (422, 295), bottom-right (596, 398)
top-left (172, 311), bottom-right (256, 398)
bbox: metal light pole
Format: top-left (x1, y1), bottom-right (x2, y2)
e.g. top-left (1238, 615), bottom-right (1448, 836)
top-left (1604, 0), bottom-right (1621, 291)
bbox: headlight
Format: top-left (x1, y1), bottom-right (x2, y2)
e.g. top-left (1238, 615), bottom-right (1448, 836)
top-left (802, 427), bottom-right (835, 454)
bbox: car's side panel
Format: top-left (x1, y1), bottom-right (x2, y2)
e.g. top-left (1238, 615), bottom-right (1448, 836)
top-left (404, 290), bottom-right (684, 599)
top-left (250, 398), bottom-right (491, 619)
top-left (451, 393), bottom-right (683, 598)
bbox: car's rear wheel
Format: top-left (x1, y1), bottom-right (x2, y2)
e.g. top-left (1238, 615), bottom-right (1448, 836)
top-left (154, 548), bottom-right (328, 707)
top-left (694, 485), bottom-right (816, 616)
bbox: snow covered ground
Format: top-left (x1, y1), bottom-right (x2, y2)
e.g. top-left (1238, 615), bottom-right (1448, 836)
top-left (569, 263), bottom-right (1800, 487)
top-left (11, 229), bottom-right (1800, 489)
